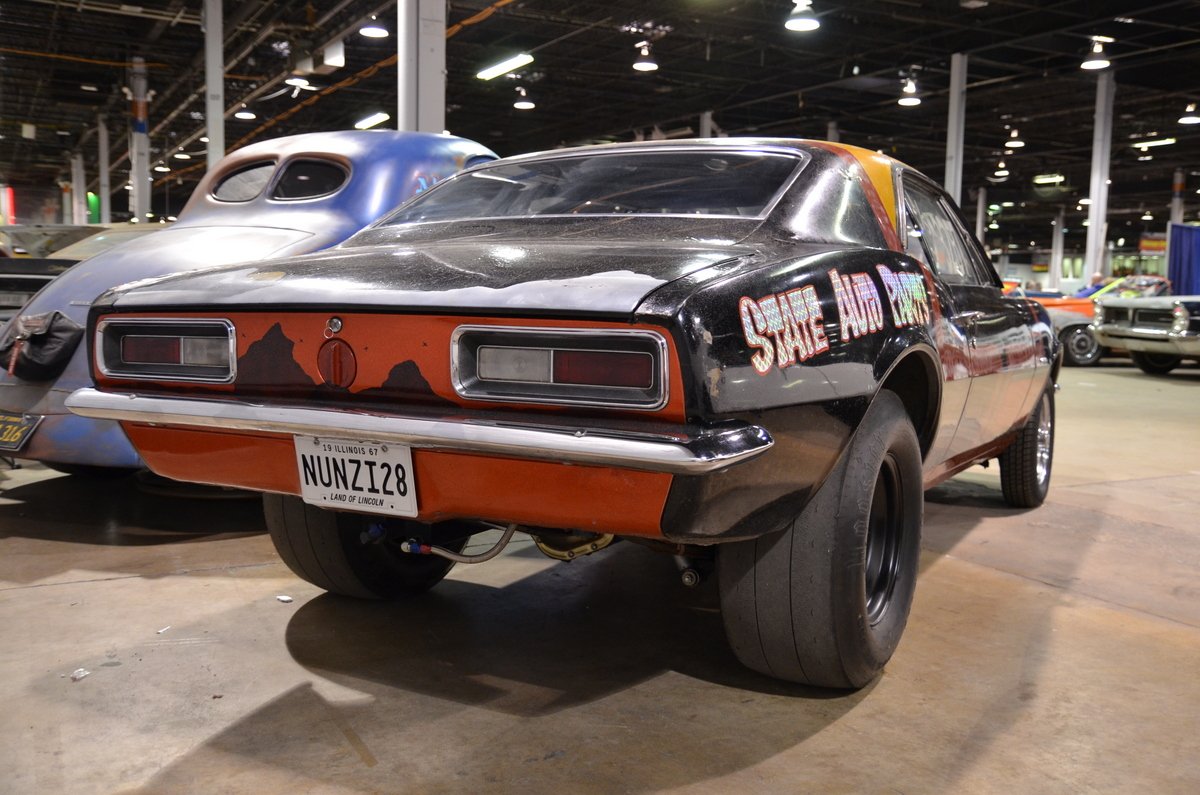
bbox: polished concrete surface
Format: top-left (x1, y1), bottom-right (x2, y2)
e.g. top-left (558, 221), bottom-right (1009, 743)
top-left (2, 363), bottom-right (1198, 794)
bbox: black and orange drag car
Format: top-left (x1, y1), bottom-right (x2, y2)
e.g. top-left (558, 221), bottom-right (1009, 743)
top-left (68, 140), bottom-right (1059, 688)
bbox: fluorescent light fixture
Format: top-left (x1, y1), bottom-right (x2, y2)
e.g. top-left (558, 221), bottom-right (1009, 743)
top-left (1081, 40), bottom-right (1110, 70)
top-left (476, 53), bottom-right (534, 81)
top-left (1137, 155), bottom-right (1154, 161)
top-left (359, 16), bottom-right (388, 38)
top-left (1091, 35), bottom-right (1116, 44)
top-left (1007, 128), bottom-right (1025, 147)
top-left (1132, 137), bottom-right (1175, 150)
top-left (513, 86), bottom-right (535, 110)
top-left (1001, 201), bottom-right (1015, 207)
top-left (354, 111), bottom-right (391, 130)
top-left (785, 0), bottom-right (820, 32)
top-left (633, 43), bottom-right (658, 72)
top-left (1179, 103), bottom-right (1200, 124)
top-left (1032, 173), bottom-right (1065, 185)
top-left (285, 75), bottom-right (310, 87)
top-left (1079, 197), bottom-right (1092, 205)
top-left (80, 84), bottom-right (98, 92)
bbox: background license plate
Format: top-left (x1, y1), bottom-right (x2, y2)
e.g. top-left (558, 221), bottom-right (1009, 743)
top-left (0, 412), bottom-right (42, 452)
top-left (294, 436), bottom-right (417, 517)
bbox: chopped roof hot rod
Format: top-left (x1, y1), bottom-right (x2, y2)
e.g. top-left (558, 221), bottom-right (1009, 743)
top-left (68, 140), bottom-right (1059, 688)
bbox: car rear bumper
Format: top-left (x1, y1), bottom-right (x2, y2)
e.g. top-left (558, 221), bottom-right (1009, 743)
top-left (66, 388), bottom-right (773, 475)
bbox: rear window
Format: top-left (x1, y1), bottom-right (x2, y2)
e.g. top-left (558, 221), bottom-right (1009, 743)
top-left (271, 159), bottom-right (348, 200)
top-left (212, 162), bottom-right (275, 202)
top-left (382, 150), bottom-right (804, 225)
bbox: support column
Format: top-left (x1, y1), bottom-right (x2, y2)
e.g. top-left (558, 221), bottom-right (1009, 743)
top-left (699, 111), bottom-right (714, 138)
top-left (0, 184), bottom-right (12, 224)
top-left (1085, 71), bottom-right (1115, 278)
top-left (975, 186), bottom-right (987, 244)
top-left (60, 184), bottom-right (71, 223)
top-left (129, 56), bottom-right (151, 220)
top-left (70, 154), bottom-right (87, 224)
top-left (397, 0), bottom-right (446, 133)
top-left (97, 118), bottom-right (111, 223)
top-left (944, 53), bottom-right (967, 205)
top-left (826, 120), bottom-right (839, 142)
top-left (1171, 167), bottom-right (1185, 225)
top-left (204, 0), bottom-right (225, 169)
top-left (1049, 206), bottom-right (1065, 291)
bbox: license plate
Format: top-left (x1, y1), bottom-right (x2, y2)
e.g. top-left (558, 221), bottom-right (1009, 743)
top-left (294, 436), bottom-right (417, 517)
top-left (0, 412), bottom-right (42, 452)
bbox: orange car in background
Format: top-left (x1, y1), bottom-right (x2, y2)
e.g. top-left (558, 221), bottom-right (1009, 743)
top-left (1011, 275), bottom-right (1171, 366)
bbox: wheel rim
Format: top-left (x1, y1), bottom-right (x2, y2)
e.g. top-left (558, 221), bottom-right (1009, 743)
top-left (864, 454), bottom-right (903, 624)
top-left (1065, 328), bottom-right (1099, 363)
top-left (1035, 392), bottom-right (1052, 485)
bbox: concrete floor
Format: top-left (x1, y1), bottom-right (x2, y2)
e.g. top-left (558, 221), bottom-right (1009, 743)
top-left (1, 362), bottom-right (1198, 794)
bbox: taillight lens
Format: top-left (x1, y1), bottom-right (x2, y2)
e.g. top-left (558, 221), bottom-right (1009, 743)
top-left (553, 350), bottom-right (653, 388)
top-left (97, 319), bottom-right (235, 382)
top-left (454, 326), bottom-right (667, 410)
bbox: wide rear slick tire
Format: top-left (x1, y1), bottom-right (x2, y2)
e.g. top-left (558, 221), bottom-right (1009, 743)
top-left (263, 494), bottom-right (464, 599)
top-left (717, 391), bottom-right (923, 689)
top-left (998, 387), bottom-right (1054, 509)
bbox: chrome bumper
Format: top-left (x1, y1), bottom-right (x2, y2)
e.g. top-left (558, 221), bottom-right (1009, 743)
top-left (1092, 324), bottom-right (1200, 355)
top-left (65, 388), bottom-right (773, 475)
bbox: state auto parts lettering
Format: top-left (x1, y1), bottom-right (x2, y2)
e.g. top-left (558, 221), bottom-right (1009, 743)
top-left (738, 265), bottom-right (931, 374)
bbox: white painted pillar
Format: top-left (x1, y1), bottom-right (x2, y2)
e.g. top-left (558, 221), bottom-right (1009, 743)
top-left (1048, 206), bottom-right (1065, 291)
top-left (396, 0), bottom-right (446, 133)
top-left (204, 0), bottom-right (225, 169)
top-left (1085, 71), bottom-right (1115, 278)
top-left (60, 184), bottom-right (72, 223)
top-left (975, 186), bottom-right (987, 244)
top-left (0, 184), bottom-right (12, 224)
top-left (699, 111), bottom-right (714, 138)
top-left (826, 120), bottom-right (839, 142)
top-left (129, 56), bottom-right (152, 220)
top-left (97, 118), bottom-right (111, 223)
top-left (70, 154), bottom-right (87, 224)
top-left (1171, 167), bottom-right (1185, 225)
top-left (944, 53), bottom-right (967, 205)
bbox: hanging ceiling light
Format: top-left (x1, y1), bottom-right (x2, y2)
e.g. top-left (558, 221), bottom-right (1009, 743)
top-left (285, 75), bottom-right (310, 87)
top-left (354, 111), bottom-right (391, 130)
top-left (785, 1), bottom-right (820, 32)
top-left (1081, 39), bottom-right (1111, 70)
top-left (153, 163), bottom-right (170, 173)
top-left (359, 15), bottom-right (389, 38)
top-left (897, 76), bottom-right (921, 107)
top-left (1006, 128), bottom-right (1025, 148)
top-left (993, 160), bottom-right (1009, 177)
top-left (476, 53), bottom-right (534, 81)
top-left (234, 107), bottom-right (256, 120)
top-left (513, 86), bottom-right (535, 110)
top-left (633, 42), bottom-right (658, 72)
top-left (1178, 103), bottom-right (1200, 124)
top-left (1141, 211), bottom-right (1153, 221)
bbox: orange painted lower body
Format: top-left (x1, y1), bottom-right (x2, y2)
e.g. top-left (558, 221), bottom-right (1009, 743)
top-left (123, 424), bottom-right (672, 538)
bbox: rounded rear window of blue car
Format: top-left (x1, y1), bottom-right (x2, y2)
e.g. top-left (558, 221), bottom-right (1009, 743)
top-left (272, 160), bottom-right (348, 200)
top-left (212, 162), bottom-right (275, 202)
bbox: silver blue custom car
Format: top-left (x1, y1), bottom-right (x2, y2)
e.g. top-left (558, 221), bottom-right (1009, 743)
top-left (68, 139), bottom-right (1059, 688)
top-left (0, 130), bottom-right (495, 469)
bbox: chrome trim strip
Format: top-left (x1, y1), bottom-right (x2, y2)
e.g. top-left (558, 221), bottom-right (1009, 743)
top-left (66, 389), bottom-right (773, 474)
top-left (95, 317), bottom-right (237, 384)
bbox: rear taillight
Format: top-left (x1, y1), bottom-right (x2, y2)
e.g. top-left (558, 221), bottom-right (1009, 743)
top-left (97, 319), bottom-right (235, 382)
top-left (453, 326), bottom-right (667, 410)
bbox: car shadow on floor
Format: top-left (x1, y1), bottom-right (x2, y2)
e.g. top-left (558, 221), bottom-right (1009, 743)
top-left (0, 468), bottom-right (265, 546)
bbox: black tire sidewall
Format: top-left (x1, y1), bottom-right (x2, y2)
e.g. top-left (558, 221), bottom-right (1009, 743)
top-left (827, 393), bottom-right (924, 686)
